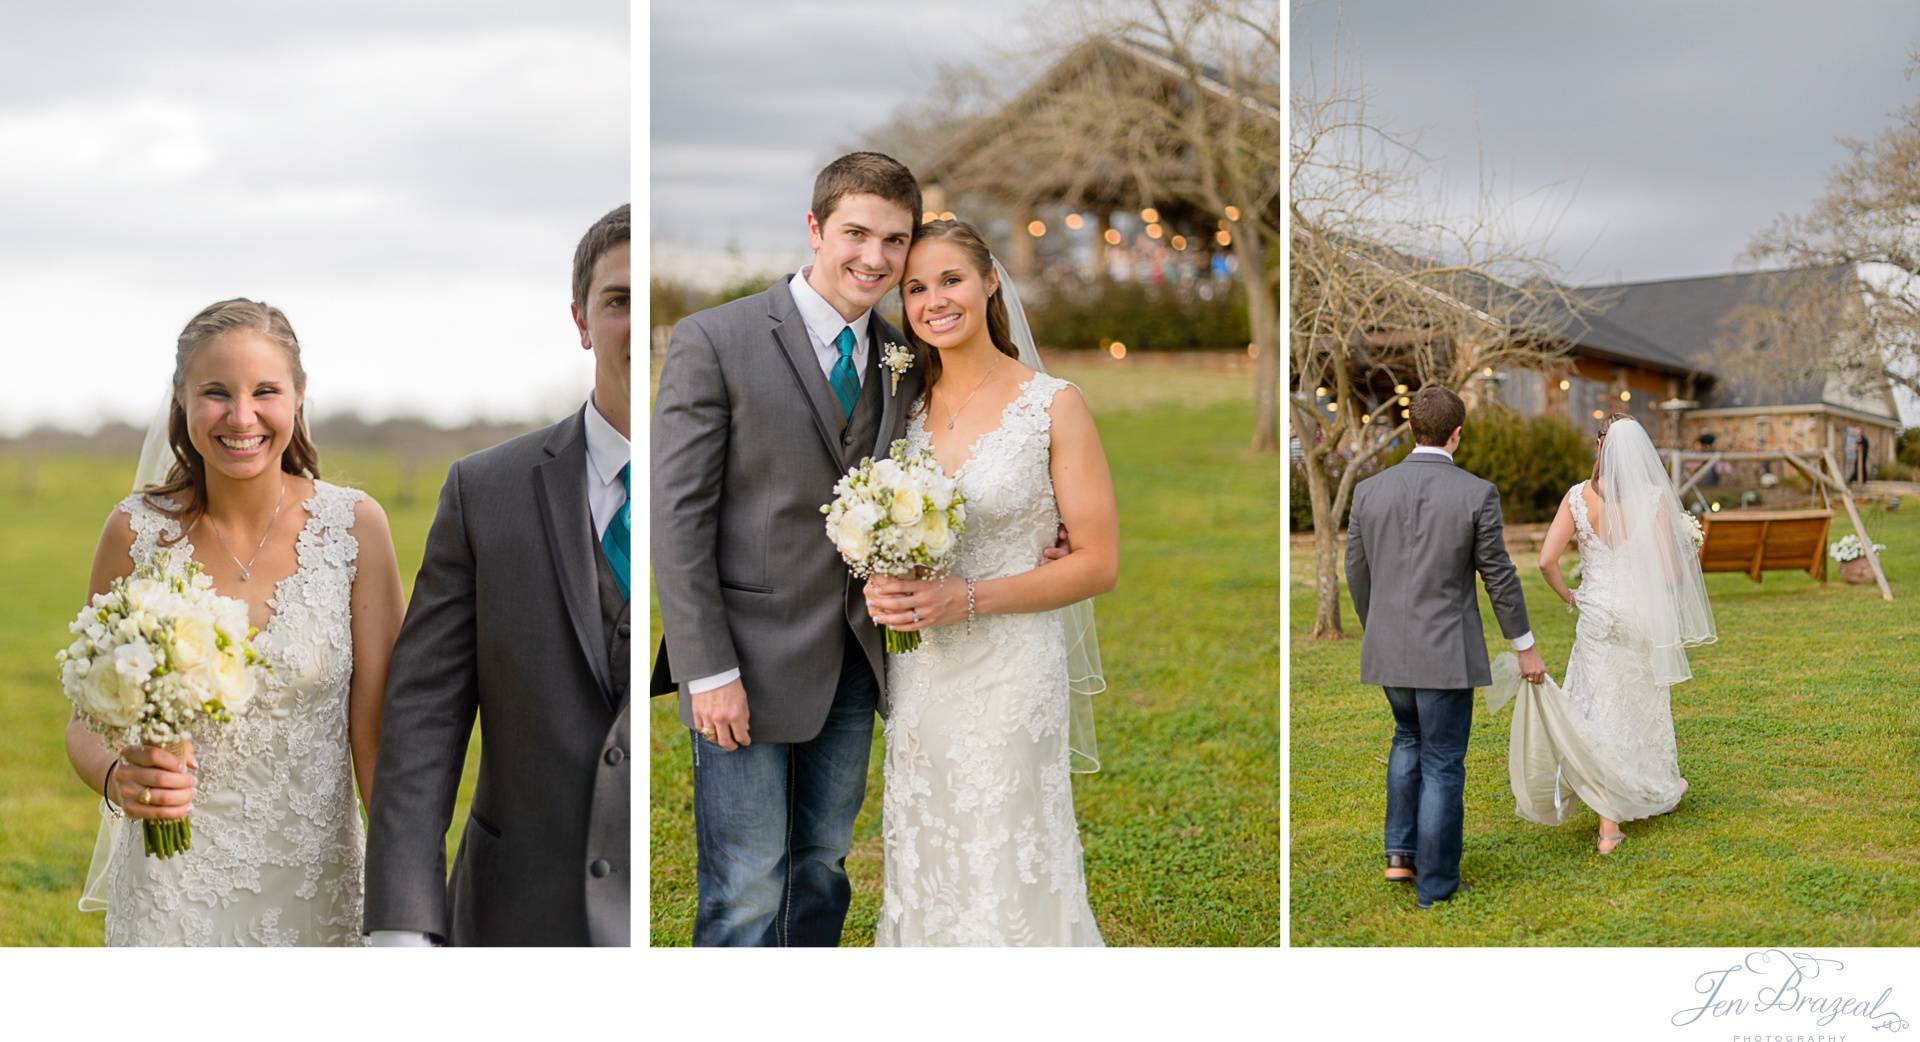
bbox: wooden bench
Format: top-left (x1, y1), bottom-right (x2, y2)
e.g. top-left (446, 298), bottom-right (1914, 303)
top-left (1698, 509), bottom-right (1833, 583)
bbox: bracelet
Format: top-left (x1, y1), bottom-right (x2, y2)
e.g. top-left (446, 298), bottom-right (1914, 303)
top-left (965, 578), bottom-right (977, 629)
top-left (102, 759), bottom-right (125, 819)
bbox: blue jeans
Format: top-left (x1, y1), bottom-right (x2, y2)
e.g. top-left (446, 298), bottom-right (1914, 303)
top-left (1383, 686), bottom-right (1473, 906)
top-left (691, 639), bottom-right (877, 946)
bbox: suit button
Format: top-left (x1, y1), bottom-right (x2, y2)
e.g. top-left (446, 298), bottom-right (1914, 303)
top-left (590, 859), bottom-right (611, 878)
top-left (618, 622), bottom-right (631, 639)
top-left (841, 432), bottom-right (852, 444)
top-left (605, 747), bottom-right (625, 766)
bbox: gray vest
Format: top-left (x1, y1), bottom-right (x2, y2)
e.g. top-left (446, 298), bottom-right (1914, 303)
top-left (838, 337), bottom-right (886, 469)
top-left (596, 540), bottom-right (630, 704)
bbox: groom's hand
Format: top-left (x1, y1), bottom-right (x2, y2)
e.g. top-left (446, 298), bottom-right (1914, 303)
top-left (693, 680), bottom-right (751, 751)
top-left (1041, 523), bottom-right (1072, 563)
top-left (1516, 647), bottom-right (1547, 685)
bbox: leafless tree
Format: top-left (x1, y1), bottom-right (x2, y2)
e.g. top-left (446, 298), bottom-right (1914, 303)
top-left (905, 0), bottom-right (1282, 449)
top-left (1725, 51), bottom-right (1920, 406)
top-left (1291, 65), bottom-right (1585, 639)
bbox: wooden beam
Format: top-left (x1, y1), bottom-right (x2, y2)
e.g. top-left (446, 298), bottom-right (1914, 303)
top-left (1674, 452), bottom-right (1724, 498)
top-left (1822, 448), bottom-right (1893, 602)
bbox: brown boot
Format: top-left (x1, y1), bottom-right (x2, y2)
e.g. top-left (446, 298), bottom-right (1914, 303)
top-left (1384, 854), bottom-right (1415, 884)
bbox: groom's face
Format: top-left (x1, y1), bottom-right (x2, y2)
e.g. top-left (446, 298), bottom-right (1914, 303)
top-left (573, 240), bottom-right (631, 401)
top-left (806, 193), bottom-right (914, 319)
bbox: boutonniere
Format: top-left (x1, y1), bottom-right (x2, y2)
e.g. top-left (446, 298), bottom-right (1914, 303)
top-left (881, 341), bottom-right (914, 395)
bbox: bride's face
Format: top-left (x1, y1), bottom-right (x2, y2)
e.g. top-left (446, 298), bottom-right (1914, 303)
top-left (903, 240), bottom-right (997, 351)
top-left (180, 331), bottom-right (301, 484)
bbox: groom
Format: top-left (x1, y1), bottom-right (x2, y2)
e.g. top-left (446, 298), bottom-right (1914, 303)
top-left (364, 204), bottom-right (632, 945)
top-left (650, 152), bottom-right (924, 946)
top-left (1345, 385), bottom-right (1545, 910)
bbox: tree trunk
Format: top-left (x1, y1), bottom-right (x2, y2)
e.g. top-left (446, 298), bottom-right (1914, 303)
top-left (1238, 231), bottom-right (1279, 451)
top-left (1298, 412), bottom-right (1345, 639)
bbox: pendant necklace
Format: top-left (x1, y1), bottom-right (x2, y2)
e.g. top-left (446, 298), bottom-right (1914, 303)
top-left (945, 357), bottom-right (1003, 431)
top-left (204, 475), bottom-right (286, 582)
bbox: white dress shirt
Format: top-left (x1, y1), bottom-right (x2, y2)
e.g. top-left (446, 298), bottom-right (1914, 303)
top-left (686, 269), bottom-right (873, 697)
top-left (370, 399), bottom-right (630, 949)
top-left (584, 396), bottom-right (630, 541)
top-left (789, 265), bottom-right (870, 386)
top-left (1407, 444), bottom-right (1534, 652)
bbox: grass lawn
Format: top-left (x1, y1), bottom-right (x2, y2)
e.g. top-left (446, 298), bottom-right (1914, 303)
top-left (1289, 502), bottom-right (1920, 946)
top-left (648, 359), bottom-right (1282, 946)
top-left (0, 451), bottom-right (484, 946)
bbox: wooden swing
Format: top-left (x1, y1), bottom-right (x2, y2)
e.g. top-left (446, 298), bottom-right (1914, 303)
top-left (1666, 448), bottom-right (1892, 601)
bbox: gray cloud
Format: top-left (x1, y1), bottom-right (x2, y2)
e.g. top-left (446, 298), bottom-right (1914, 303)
top-left (1293, 0), bottom-right (1920, 283)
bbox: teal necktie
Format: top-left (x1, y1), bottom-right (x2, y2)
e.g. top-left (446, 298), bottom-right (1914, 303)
top-left (602, 463), bottom-right (630, 601)
top-left (829, 325), bottom-right (860, 420)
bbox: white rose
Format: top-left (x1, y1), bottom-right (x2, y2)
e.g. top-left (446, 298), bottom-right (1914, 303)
top-left (925, 479), bottom-right (953, 513)
top-left (170, 615), bottom-right (217, 672)
top-left (888, 485), bottom-right (924, 526)
top-left (211, 650), bottom-right (257, 715)
top-left (871, 459), bottom-right (904, 487)
top-left (71, 658), bottom-right (142, 728)
top-left (920, 511), bottom-right (954, 556)
top-left (833, 513), bottom-right (873, 561)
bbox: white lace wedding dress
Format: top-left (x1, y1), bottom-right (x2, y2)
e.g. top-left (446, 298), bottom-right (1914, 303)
top-left (102, 482), bottom-right (367, 946)
top-left (1513, 481), bottom-right (1688, 825)
top-left (877, 374), bottom-right (1103, 947)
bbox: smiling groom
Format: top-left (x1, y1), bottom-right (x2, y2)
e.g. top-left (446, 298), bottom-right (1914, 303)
top-left (650, 152), bottom-right (924, 946)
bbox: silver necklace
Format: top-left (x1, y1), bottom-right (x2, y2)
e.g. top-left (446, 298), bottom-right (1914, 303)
top-left (944, 357), bottom-right (1003, 431)
top-left (203, 476), bottom-right (286, 582)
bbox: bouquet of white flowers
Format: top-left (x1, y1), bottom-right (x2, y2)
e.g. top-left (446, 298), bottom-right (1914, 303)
top-left (1828, 534), bottom-right (1885, 563)
top-left (55, 552), bottom-right (266, 858)
top-left (1677, 509), bottom-right (1705, 550)
top-left (821, 439), bottom-right (966, 653)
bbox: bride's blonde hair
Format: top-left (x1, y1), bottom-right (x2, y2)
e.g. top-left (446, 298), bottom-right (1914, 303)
top-left (1589, 412), bottom-right (1637, 495)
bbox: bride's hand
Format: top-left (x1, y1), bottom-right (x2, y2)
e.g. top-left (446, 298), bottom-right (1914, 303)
top-left (864, 574), bottom-right (966, 632)
top-left (113, 742), bottom-right (196, 821)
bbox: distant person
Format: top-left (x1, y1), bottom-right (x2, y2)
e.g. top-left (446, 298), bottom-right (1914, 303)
top-left (365, 204), bottom-right (631, 946)
top-left (1345, 385), bottom-right (1543, 910)
top-left (1529, 414), bottom-right (1716, 852)
top-left (64, 298), bottom-right (407, 945)
top-left (1696, 430), bottom-right (1718, 486)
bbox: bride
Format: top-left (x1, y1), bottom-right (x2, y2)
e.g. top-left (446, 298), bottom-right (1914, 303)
top-left (1525, 413), bottom-right (1715, 853)
top-left (863, 219), bottom-right (1117, 946)
top-left (61, 299), bottom-right (405, 945)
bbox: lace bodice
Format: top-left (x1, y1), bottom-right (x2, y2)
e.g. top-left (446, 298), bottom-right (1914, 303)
top-left (879, 373), bottom-right (1102, 946)
top-left (103, 481), bottom-right (368, 945)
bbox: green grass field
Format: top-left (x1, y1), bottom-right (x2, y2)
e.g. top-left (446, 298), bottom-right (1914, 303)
top-left (0, 451), bottom-right (484, 946)
top-left (647, 361), bottom-right (1282, 946)
top-left (1289, 504), bottom-right (1920, 946)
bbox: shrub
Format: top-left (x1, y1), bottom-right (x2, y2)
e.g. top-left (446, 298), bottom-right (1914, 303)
top-left (1451, 408), bottom-right (1595, 523)
top-left (1024, 276), bottom-right (1250, 351)
top-left (1898, 427), bottom-right (1920, 469)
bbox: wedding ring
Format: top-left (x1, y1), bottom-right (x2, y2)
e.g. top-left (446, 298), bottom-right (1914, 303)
top-left (911, 608), bottom-right (921, 624)
top-left (699, 727), bottom-right (716, 741)
top-left (140, 787), bottom-right (153, 806)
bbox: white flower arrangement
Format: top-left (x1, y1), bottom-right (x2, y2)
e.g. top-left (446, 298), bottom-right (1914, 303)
top-left (55, 552), bottom-right (268, 858)
top-left (1677, 510), bottom-right (1705, 550)
top-left (880, 341), bottom-right (915, 395)
top-left (821, 439), bottom-right (966, 652)
top-left (1828, 534), bottom-right (1886, 563)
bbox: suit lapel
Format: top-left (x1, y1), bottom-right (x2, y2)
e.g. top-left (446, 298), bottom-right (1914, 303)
top-left (768, 277), bottom-right (850, 466)
top-left (871, 313), bottom-right (917, 459)
top-left (533, 407), bottom-right (614, 704)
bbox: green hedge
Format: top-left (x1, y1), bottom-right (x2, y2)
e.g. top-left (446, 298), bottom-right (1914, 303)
top-left (1024, 277), bottom-right (1250, 351)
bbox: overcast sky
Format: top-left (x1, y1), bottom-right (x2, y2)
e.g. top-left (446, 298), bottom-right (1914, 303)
top-left (1292, 0), bottom-right (1920, 286)
top-left (650, 0), bottom-right (1047, 261)
top-left (0, 1), bottom-right (627, 435)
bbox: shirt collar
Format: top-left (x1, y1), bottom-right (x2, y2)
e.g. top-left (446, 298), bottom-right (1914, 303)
top-left (584, 396), bottom-right (629, 488)
top-left (1409, 445), bottom-right (1455, 461)
top-left (793, 265), bottom-right (872, 352)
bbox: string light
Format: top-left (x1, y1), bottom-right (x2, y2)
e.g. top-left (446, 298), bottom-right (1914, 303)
top-left (1394, 383), bottom-right (1408, 394)
top-left (1216, 230), bottom-right (1232, 246)
top-left (1027, 220), bottom-right (1047, 237)
top-left (1103, 228), bottom-right (1122, 246)
top-left (1109, 341), bottom-right (1127, 359)
top-left (1224, 205), bottom-right (1241, 221)
top-left (1171, 235), bottom-right (1187, 250)
top-left (1558, 379), bottom-right (1571, 391)
top-left (1140, 207), bottom-right (1160, 223)
top-left (1145, 223), bottom-right (1164, 239)
top-left (1064, 213), bottom-right (1085, 230)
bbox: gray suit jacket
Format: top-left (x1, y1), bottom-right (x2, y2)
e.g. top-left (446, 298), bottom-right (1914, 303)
top-left (365, 406), bottom-right (630, 946)
top-left (650, 275), bottom-right (922, 743)
top-left (1345, 452), bottom-right (1532, 689)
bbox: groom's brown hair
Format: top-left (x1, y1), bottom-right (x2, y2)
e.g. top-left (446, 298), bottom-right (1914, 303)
top-left (810, 152), bottom-right (922, 229)
top-left (1409, 386), bottom-right (1466, 446)
top-left (572, 204), bottom-right (630, 313)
